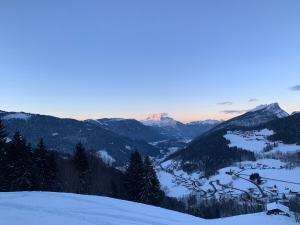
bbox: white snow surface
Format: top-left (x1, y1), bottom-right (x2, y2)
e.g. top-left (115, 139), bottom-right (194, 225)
top-left (157, 159), bottom-right (300, 198)
top-left (97, 150), bottom-right (116, 165)
top-left (2, 112), bottom-right (32, 120)
top-left (158, 160), bottom-right (202, 197)
top-left (0, 192), bottom-right (297, 225)
top-left (158, 170), bottom-right (192, 197)
top-left (202, 160), bottom-right (300, 196)
top-left (224, 129), bottom-right (300, 153)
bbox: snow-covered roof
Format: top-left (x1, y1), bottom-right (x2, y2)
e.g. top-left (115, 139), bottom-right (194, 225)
top-left (267, 202), bottom-right (289, 213)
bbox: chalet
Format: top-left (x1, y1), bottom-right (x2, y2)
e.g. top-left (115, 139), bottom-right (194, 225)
top-left (266, 202), bottom-right (290, 216)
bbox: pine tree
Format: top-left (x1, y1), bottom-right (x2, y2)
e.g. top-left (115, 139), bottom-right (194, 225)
top-left (110, 180), bottom-right (119, 198)
top-left (46, 151), bottom-right (59, 191)
top-left (0, 120), bottom-right (8, 191)
top-left (124, 150), bottom-right (145, 202)
top-left (72, 142), bottom-right (90, 194)
top-left (0, 120), bottom-right (6, 148)
top-left (34, 139), bottom-right (48, 190)
top-left (6, 132), bottom-right (34, 191)
top-left (140, 156), bottom-right (164, 206)
top-left (33, 139), bottom-right (58, 191)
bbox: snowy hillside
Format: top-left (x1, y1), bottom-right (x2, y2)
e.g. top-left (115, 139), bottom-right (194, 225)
top-left (157, 159), bottom-right (300, 199)
top-left (0, 192), bottom-right (297, 225)
top-left (224, 129), bottom-right (300, 153)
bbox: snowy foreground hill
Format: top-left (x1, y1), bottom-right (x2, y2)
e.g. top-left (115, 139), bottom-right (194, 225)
top-left (0, 192), bottom-right (297, 225)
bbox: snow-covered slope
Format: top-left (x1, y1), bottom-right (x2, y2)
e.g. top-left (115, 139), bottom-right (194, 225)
top-left (0, 192), bottom-right (297, 225)
top-left (158, 159), bottom-right (300, 199)
top-left (224, 129), bottom-right (300, 153)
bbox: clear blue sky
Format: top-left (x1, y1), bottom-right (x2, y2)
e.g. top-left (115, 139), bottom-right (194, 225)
top-left (0, 0), bottom-right (299, 122)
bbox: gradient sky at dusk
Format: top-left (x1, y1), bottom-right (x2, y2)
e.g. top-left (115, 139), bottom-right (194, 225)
top-left (1, 0), bottom-right (300, 122)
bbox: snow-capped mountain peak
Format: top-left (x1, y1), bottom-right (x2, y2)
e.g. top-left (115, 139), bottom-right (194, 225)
top-left (145, 113), bottom-right (169, 121)
top-left (250, 103), bottom-right (289, 118)
top-left (142, 113), bottom-right (177, 127)
top-left (211, 103), bottom-right (289, 130)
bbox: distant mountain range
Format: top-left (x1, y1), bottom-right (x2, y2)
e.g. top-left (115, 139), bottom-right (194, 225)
top-left (0, 111), bottom-right (158, 165)
top-left (0, 111), bottom-right (219, 165)
top-left (141, 113), bottom-right (220, 140)
top-left (2, 103), bottom-right (296, 168)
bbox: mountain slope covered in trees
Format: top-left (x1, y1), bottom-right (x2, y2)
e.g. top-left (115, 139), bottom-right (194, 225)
top-left (0, 111), bottom-right (159, 164)
top-left (87, 118), bottom-right (166, 142)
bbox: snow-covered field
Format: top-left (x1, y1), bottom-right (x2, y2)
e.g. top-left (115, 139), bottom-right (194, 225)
top-left (224, 129), bottom-right (300, 153)
top-left (158, 159), bottom-right (300, 199)
top-left (0, 192), bottom-right (297, 225)
top-left (203, 159), bottom-right (300, 197)
top-left (157, 160), bottom-right (199, 197)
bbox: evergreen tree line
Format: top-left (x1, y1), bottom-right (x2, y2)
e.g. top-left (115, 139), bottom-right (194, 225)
top-left (124, 150), bottom-right (164, 205)
top-left (184, 195), bottom-right (264, 219)
top-left (0, 120), bottom-right (176, 208)
top-left (0, 129), bottom-right (58, 192)
top-left (289, 196), bottom-right (300, 222)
